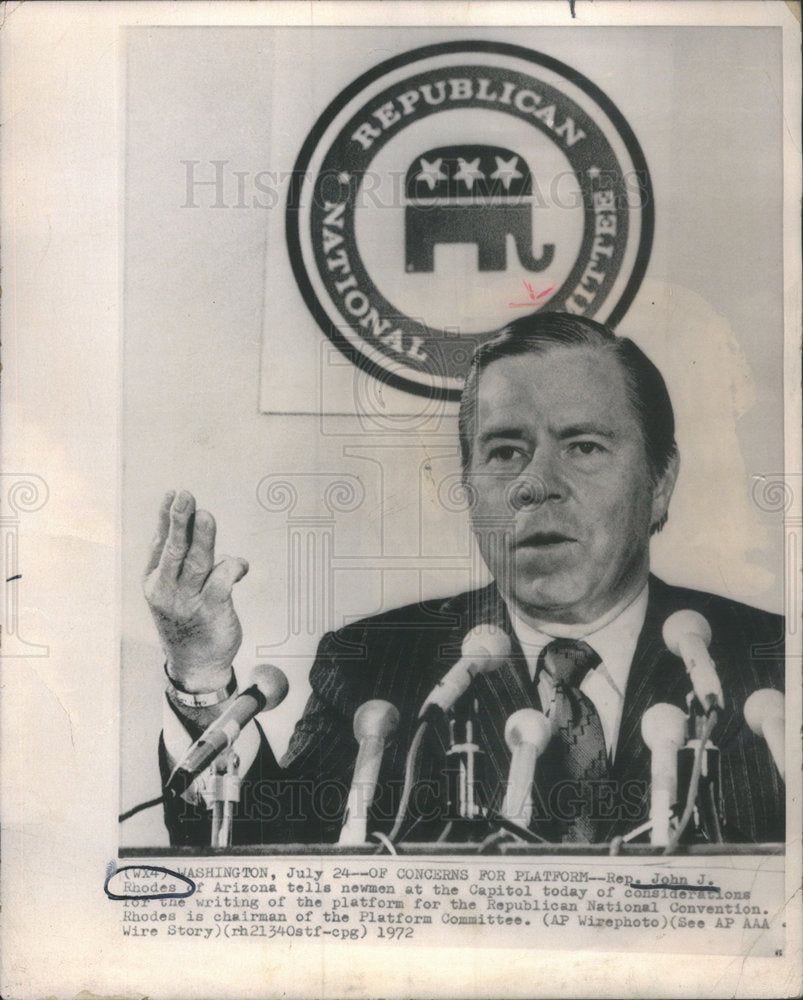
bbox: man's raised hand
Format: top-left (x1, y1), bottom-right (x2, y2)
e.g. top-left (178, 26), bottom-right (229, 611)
top-left (143, 490), bottom-right (249, 692)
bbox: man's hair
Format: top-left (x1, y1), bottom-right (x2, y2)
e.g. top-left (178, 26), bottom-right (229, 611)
top-left (458, 312), bottom-right (678, 533)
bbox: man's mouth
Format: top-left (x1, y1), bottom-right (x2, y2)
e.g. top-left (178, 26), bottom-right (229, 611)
top-left (516, 531), bottom-right (577, 549)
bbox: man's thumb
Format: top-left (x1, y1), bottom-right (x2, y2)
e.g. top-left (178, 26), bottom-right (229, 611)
top-left (205, 556), bottom-right (249, 602)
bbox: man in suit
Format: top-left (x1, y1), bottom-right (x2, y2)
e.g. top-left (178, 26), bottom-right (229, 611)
top-left (148, 313), bottom-right (785, 847)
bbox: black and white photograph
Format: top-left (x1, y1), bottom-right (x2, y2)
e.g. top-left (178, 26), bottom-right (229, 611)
top-left (2, 2), bottom-right (801, 998)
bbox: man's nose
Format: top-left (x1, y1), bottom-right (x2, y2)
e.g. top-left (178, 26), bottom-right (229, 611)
top-left (507, 452), bottom-right (565, 511)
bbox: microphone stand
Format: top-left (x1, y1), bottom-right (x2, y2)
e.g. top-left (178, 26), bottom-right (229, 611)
top-left (444, 697), bottom-right (493, 842)
top-left (209, 749), bottom-right (241, 848)
top-left (676, 694), bottom-right (723, 844)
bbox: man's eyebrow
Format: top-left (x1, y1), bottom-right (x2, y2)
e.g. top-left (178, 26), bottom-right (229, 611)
top-left (557, 423), bottom-right (616, 439)
top-left (476, 427), bottom-right (528, 444)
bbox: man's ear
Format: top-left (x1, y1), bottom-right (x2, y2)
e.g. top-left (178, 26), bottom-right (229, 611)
top-left (651, 449), bottom-right (680, 529)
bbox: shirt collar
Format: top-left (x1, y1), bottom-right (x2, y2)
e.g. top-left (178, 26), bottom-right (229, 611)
top-left (509, 584), bottom-right (649, 689)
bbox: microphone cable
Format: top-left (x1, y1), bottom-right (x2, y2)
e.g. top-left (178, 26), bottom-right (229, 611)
top-left (476, 817), bottom-right (549, 854)
top-left (119, 795), bottom-right (165, 823)
top-left (388, 718), bottom-right (429, 843)
top-left (371, 831), bottom-right (398, 855)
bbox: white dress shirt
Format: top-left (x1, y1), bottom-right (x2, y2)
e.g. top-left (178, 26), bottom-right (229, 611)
top-left (508, 584), bottom-right (648, 763)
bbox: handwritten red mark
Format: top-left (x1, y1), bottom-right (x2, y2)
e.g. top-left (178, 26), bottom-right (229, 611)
top-left (508, 282), bottom-right (555, 308)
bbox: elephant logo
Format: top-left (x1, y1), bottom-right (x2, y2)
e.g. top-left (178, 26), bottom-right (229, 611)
top-left (405, 144), bottom-right (554, 274)
top-left (288, 42), bottom-right (653, 400)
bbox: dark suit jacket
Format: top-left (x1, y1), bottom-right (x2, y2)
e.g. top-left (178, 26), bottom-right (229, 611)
top-left (161, 575), bottom-right (785, 847)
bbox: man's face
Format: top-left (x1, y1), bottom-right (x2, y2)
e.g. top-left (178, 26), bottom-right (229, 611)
top-left (466, 346), bottom-right (675, 625)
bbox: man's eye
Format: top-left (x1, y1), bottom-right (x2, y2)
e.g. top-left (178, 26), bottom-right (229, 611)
top-left (569, 440), bottom-right (605, 456)
top-left (488, 445), bottom-right (522, 463)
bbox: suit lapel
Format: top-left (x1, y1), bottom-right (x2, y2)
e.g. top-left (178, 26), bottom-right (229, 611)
top-left (613, 577), bottom-right (691, 786)
top-left (475, 642), bottom-right (536, 793)
top-left (466, 584), bottom-right (537, 794)
top-left (437, 584), bottom-right (534, 795)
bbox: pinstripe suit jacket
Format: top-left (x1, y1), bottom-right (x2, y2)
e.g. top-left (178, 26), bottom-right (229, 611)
top-left (161, 575), bottom-right (785, 847)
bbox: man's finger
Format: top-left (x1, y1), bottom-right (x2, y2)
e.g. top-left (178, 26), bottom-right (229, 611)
top-left (204, 556), bottom-right (249, 603)
top-left (144, 491), bottom-right (175, 577)
top-left (178, 508), bottom-right (217, 591)
top-left (157, 490), bottom-right (196, 580)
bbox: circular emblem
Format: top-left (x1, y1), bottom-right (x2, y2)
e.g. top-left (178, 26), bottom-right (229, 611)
top-left (287, 41), bottom-right (653, 400)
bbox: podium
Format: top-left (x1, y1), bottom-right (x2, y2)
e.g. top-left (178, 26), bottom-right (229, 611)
top-left (120, 842), bottom-right (783, 858)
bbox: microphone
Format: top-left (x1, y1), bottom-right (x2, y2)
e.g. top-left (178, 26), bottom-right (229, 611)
top-left (500, 709), bottom-right (551, 828)
top-left (662, 610), bottom-right (724, 712)
top-left (166, 664), bottom-right (289, 797)
top-left (641, 703), bottom-right (687, 846)
top-left (339, 700), bottom-right (400, 845)
top-left (419, 624), bottom-right (511, 718)
top-left (744, 688), bottom-right (785, 781)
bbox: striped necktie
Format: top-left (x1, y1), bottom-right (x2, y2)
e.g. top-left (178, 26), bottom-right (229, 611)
top-left (536, 638), bottom-right (608, 843)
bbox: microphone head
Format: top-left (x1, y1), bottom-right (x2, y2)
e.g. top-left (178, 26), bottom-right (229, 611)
top-left (353, 699), bottom-right (400, 743)
top-left (744, 688), bottom-right (784, 737)
top-left (662, 610), bottom-right (712, 656)
top-left (641, 702), bottom-right (687, 750)
top-left (462, 623), bottom-right (511, 675)
top-left (249, 663), bottom-right (289, 711)
top-left (418, 625), bottom-right (511, 718)
top-left (505, 708), bottom-right (551, 754)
